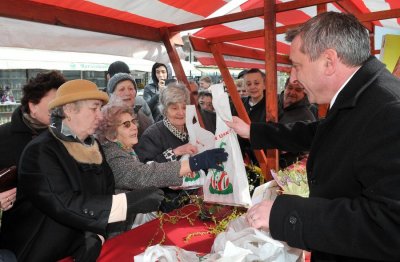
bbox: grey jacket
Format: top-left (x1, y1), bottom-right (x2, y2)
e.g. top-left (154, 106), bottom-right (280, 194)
top-left (101, 141), bottom-right (182, 193)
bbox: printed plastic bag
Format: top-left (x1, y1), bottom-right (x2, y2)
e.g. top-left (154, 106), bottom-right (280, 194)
top-left (180, 105), bottom-right (215, 189)
top-left (203, 84), bottom-right (252, 207)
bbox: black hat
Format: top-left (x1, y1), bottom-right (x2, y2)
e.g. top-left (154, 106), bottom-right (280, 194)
top-left (107, 61), bottom-right (130, 77)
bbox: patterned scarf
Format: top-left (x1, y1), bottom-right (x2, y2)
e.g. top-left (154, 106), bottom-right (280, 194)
top-left (163, 118), bottom-right (187, 142)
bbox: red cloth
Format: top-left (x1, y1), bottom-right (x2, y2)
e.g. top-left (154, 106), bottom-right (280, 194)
top-left (100, 205), bottom-right (216, 261)
top-left (59, 205), bottom-right (217, 262)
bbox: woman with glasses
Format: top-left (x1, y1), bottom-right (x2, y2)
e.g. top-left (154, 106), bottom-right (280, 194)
top-left (96, 98), bottom-right (227, 236)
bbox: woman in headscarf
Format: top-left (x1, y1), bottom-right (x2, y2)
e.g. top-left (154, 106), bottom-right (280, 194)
top-left (1, 80), bottom-right (164, 262)
top-left (96, 99), bottom-right (227, 235)
top-left (107, 73), bottom-right (154, 137)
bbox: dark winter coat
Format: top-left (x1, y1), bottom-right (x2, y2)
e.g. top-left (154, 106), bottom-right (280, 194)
top-left (277, 94), bottom-right (316, 168)
top-left (278, 94), bottom-right (316, 124)
top-left (250, 57), bottom-right (400, 261)
top-left (242, 94), bottom-right (266, 123)
top-left (1, 130), bottom-right (114, 262)
top-left (134, 121), bottom-right (191, 213)
top-left (0, 106), bottom-right (45, 170)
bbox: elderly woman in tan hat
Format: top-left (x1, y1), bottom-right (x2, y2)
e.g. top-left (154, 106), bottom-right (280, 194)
top-left (1, 79), bottom-right (164, 262)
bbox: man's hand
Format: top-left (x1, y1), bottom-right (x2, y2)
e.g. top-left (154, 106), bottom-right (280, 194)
top-left (246, 200), bottom-right (274, 230)
top-left (0, 187), bottom-right (16, 211)
top-left (225, 116), bottom-right (251, 139)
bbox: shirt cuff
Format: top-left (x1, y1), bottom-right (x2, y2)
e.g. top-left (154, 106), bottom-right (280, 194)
top-left (163, 148), bottom-right (177, 161)
top-left (108, 193), bottom-right (127, 223)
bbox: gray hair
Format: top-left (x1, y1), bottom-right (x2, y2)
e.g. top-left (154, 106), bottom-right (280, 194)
top-left (50, 101), bottom-right (83, 121)
top-left (285, 12), bottom-right (370, 67)
top-left (159, 82), bottom-right (190, 116)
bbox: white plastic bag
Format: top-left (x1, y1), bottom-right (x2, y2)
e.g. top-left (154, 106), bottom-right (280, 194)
top-left (210, 216), bottom-right (303, 262)
top-left (180, 105), bottom-right (215, 189)
top-left (134, 244), bottom-right (202, 262)
top-left (203, 85), bottom-right (252, 207)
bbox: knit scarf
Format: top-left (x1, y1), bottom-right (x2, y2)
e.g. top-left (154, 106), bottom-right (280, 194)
top-left (22, 108), bottom-right (48, 135)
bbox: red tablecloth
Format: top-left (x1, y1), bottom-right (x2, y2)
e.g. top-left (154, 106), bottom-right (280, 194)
top-left (99, 204), bottom-right (217, 261)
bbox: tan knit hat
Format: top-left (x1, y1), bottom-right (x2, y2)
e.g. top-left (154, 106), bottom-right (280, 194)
top-left (48, 79), bottom-right (109, 109)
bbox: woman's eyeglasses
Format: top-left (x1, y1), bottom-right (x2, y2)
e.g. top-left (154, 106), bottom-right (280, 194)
top-left (119, 119), bottom-right (138, 128)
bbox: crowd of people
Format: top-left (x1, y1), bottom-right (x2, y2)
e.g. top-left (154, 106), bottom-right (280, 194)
top-left (0, 11), bottom-right (399, 262)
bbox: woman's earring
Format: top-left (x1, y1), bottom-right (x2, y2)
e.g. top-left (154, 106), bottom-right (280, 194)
top-left (67, 115), bottom-right (71, 121)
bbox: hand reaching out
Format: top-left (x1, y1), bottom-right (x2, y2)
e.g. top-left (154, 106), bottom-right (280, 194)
top-left (225, 116), bottom-right (251, 139)
top-left (173, 143), bottom-right (198, 156)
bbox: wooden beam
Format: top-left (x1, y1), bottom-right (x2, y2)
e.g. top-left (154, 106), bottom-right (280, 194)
top-left (358, 8), bottom-right (400, 22)
top-left (336, 0), bottom-right (373, 31)
top-left (264, 0), bottom-right (279, 174)
top-left (169, 0), bottom-right (335, 32)
top-left (207, 23), bottom-right (301, 45)
top-left (0, 0), bottom-right (161, 42)
top-left (160, 28), bottom-right (205, 127)
top-left (209, 30), bottom-right (264, 45)
top-left (210, 43), bottom-right (269, 179)
top-left (190, 36), bottom-right (291, 64)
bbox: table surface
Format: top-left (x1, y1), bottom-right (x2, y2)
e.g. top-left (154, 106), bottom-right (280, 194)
top-left (98, 204), bottom-right (223, 261)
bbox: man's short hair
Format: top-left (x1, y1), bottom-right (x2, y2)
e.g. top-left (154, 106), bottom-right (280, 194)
top-left (198, 91), bottom-right (212, 99)
top-left (285, 12), bottom-right (370, 67)
top-left (243, 68), bottom-right (266, 80)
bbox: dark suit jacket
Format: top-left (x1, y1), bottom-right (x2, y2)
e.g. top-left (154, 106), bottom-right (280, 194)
top-left (250, 57), bottom-right (400, 261)
top-left (1, 130), bottom-right (114, 262)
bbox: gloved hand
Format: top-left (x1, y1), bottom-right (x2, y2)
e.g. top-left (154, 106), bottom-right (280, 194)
top-left (74, 232), bottom-right (102, 262)
top-left (189, 148), bottom-right (228, 171)
top-left (125, 187), bottom-right (164, 214)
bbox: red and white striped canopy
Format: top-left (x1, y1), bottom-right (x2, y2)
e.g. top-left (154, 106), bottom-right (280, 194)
top-left (0, 0), bottom-right (399, 69)
top-left (193, 0), bottom-right (400, 69)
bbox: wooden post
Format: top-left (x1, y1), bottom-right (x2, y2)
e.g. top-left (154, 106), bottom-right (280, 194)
top-left (316, 3), bottom-right (329, 118)
top-left (264, 0), bottom-right (279, 174)
top-left (160, 28), bottom-right (204, 127)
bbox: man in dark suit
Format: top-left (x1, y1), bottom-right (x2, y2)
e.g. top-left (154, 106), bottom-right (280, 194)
top-left (227, 12), bottom-right (400, 261)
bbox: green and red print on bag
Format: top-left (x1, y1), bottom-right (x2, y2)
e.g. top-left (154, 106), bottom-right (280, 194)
top-left (209, 142), bottom-right (233, 195)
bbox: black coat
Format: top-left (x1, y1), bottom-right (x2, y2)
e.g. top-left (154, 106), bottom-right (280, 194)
top-left (0, 106), bottom-right (44, 170)
top-left (1, 130), bottom-right (114, 262)
top-left (250, 57), bottom-right (400, 261)
top-left (134, 121), bottom-right (191, 213)
top-left (242, 95), bottom-right (266, 123)
top-left (135, 121), bottom-right (188, 163)
top-left (278, 94), bottom-right (316, 124)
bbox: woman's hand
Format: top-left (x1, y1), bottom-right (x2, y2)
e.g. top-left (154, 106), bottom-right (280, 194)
top-left (173, 143), bottom-right (198, 156)
top-left (0, 187), bottom-right (17, 211)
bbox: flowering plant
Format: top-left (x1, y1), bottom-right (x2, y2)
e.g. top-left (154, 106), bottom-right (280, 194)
top-left (271, 161), bottom-right (309, 198)
top-left (245, 164), bottom-right (264, 195)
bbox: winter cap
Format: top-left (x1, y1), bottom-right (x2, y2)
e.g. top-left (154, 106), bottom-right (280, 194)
top-left (107, 61), bottom-right (130, 77)
top-left (107, 73), bottom-right (137, 94)
top-left (48, 79), bottom-right (109, 109)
